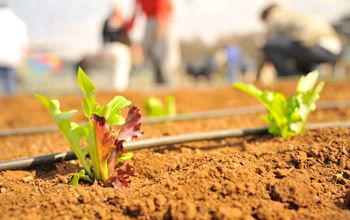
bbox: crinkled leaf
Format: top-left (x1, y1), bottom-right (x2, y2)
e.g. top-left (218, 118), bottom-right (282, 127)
top-left (91, 107), bottom-right (141, 182)
top-left (116, 106), bottom-right (143, 143)
top-left (90, 112), bottom-right (137, 188)
top-left (108, 164), bottom-right (135, 189)
top-left (107, 106), bottom-right (141, 177)
top-left (107, 147), bottom-right (124, 177)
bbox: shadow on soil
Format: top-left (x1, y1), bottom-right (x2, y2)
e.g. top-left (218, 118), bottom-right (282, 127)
top-left (34, 162), bottom-right (80, 180)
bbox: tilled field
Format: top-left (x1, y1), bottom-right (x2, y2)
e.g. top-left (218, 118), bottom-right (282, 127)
top-left (0, 80), bottom-right (349, 219)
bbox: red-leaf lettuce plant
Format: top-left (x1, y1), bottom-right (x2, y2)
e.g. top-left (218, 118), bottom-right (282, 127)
top-left (36, 67), bottom-right (142, 188)
top-left (233, 71), bottom-right (324, 138)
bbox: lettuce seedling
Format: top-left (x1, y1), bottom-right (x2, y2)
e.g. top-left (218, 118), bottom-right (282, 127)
top-left (144, 96), bottom-right (176, 117)
top-left (233, 71), bottom-right (324, 138)
top-left (36, 67), bottom-right (142, 188)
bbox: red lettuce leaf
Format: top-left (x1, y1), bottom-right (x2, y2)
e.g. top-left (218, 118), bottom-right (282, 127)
top-left (91, 114), bottom-right (115, 165)
top-left (92, 106), bottom-right (142, 188)
top-left (116, 105), bottom-right (143, 144)
top-left (108, 106), bottom-right (142, 179)
top-left (108, 164), bottom-right (135, 189)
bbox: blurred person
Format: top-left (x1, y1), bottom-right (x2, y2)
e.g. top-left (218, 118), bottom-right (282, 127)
top-left (102, 3), bottom-right (136, 91)
top-left (260, 4), bottom-right (342, 77)
top-left (136, 0), bottom-right (181, 86)
top-left (224, 45), bottom-right (243, 83)
top-left (220, 38), bottom-right (246, 83)
top-left (0, 4), bottom-right (27, 96)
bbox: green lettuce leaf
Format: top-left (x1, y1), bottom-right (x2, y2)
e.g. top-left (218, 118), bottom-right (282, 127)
top-left (233, 71), bottom-right (324, 138)
top-left (144, 96), bottom-right (177, 117)
top-left (35, 94), bottom-right (92, 175)
top-left (70, 169), bottom-right (93, 187)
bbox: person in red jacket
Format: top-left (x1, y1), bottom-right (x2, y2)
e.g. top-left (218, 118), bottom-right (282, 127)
top-left (137, 0), bottom-right (180, 86)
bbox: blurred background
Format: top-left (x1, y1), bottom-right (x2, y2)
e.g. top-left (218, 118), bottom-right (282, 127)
top-left (0, 0), bottom-right (349, 95)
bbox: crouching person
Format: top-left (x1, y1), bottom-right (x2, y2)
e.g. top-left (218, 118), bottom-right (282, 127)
top-left (260, 4), bottom-right (342, 77)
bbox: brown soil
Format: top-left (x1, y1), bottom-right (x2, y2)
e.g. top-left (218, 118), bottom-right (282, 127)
top-left (0, 80), bottom-right (350, 219)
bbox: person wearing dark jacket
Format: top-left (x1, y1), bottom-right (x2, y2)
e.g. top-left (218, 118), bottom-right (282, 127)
top-left (261, 4), bottom-right (341, 76)
top-left (102, 4), bottom-right (136, 90)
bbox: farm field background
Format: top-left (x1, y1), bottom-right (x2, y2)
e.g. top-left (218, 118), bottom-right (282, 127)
top-left (0, 80), bottom-right (350, 219)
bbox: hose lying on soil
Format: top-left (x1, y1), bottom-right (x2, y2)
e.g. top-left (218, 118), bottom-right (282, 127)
top-left (0, 120), bottom-right (349, 171)
top-left (0, 100), bottom-right (349, 137)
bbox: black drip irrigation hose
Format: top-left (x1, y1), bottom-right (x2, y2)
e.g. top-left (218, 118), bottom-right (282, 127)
top-left (1, 120), bottom-right (350, 171)
top-left (0, 100), bottom-right (349, 137)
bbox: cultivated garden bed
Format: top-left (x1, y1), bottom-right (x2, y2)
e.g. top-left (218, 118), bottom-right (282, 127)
top-left (0, 78), bottom-right (349, 219)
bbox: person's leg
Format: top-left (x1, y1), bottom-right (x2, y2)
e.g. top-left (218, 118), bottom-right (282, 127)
top-left (151, 19), bottom-right (180, 86)
top-left (6, 68), bottom-right (17, 93)
top-left (225, 57), bottom-right (242, 83)
top-left (142, 20), bottom-right (156, 59)
top-left (153, 59), bottom-right (166, 84)
top-left (108, 43), bottom-right (132, 91)
top-left (164, 22), bottom-right (181, 86)
top-left (142, 19), bottom-right (162, 84)
top-left (226, 64), bottom-right (240, 83)
top-left (0, 67), bottom-right (16, 95)
top-left (113, 43), bottom-right (131, 90)
top-left (0, 67), bottom-right (6, 95)
top-left (151, 26), bottom-right (169, 84)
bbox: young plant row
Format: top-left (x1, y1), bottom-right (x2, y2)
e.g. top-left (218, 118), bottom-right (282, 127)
top-left (37, 68), bottom-right (323, 189)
